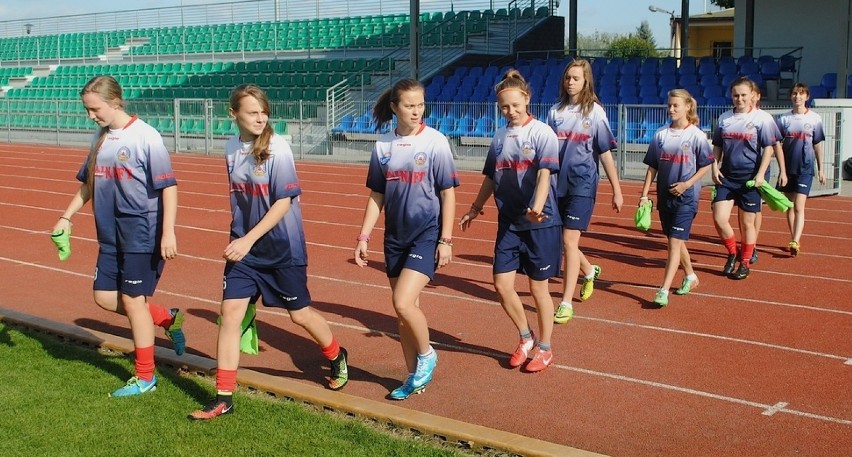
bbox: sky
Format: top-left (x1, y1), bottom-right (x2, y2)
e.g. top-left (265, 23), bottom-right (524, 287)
top-left (0, 0), bottom-right (727, 49)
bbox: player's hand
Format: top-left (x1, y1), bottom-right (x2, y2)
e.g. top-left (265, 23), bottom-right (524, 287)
top-left (711, 165), bottom-right (724, 185)
top-left (223, 237), bottom-right (253, 262)
top-left (669, 182), bottom-right (685, 197)
top-left (611, 192), bottom-right (623, 213)
top-left (818, 169), bottom-right (826, 185)
top-left (459, 209), bottom-right (480, 231)
top-left (160, 231), bottom-right (178, 260)
top-left (525, 207), bottom-right (548, 223)
top-left (354, 241), bottom-right (369, 267)
top-left (776, 173), bottom-right (788, 188)
top-left (435, 243), bottom-right (452, 269)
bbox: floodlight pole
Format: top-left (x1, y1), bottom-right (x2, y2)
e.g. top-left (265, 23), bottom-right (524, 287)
top-left (410, 0), bottom-right (420, 80)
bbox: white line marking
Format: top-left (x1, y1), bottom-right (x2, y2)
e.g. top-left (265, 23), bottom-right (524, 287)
top-left (763, 402), bottom-right (789, 416)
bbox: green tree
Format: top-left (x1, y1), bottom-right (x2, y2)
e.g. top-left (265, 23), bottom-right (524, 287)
top-left (575, 31), bottom-right (623, 57)
top-left (636, 20), bottom-right (656, 49)
top-left (711, 0), bottom-right (734, 8)
top-left (605, 35), bottom-right (657, 59)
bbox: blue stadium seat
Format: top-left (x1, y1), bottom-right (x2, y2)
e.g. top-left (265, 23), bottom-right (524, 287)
top-left (718, 61), bottom-right (738, 77)
top-left (451, 115), bottom-right (476, 137)
top-left (436, 115), bottom-right (456, 136)
top-left (820, 73), bottom-right (837, 96)
top-left (809, 85), bottom-right (830, 101)
top-left (779, 55), bottom-right (797, 73)
top-left (471, 116), bottom-right (494, 137)
top-left (706, 96), bottom-right (728, 106)
top-left (332, 114), bottom-right (354, 133)
top-left (760, 61), bottom-right (781, 81)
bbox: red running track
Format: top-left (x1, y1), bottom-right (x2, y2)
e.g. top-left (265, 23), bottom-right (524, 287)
top-left (1, 144), bottom-right (850, 456)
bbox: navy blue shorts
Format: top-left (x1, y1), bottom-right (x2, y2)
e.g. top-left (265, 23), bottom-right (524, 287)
top-left (94, 251), bottom-right (164, 297)
top-left (493, 224), bottom-right (562, 280)
top-left (777, 174), bottom-right (813, 195)
top-left (713, 179), bottom-right (762, 213)
top-left (384, 231), bottom-right (438, 280)
top-left (659, 208), bottom-right (697, 240)
top-left (559, 195), bottom-right (595, 230)
top-left (223, 261), bottom-right (311, 310)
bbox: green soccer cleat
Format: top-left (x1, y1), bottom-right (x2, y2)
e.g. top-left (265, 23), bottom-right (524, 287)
top-left (580, 265), bottom-right (602, 301)
top-left (675, 276), bottom-right (699, 295)
top-left (554, 302), bottom-right (574, 324)
top-left (653, 289), bottom-right (669, 307)
top-left (328, 347), bottom-right (349, 391)
top-left (164, 308), bottom-right (186, 356)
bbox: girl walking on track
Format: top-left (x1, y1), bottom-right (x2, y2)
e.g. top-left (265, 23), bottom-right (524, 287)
top-left (460, 69), bottom-right (561, 373)
top-left (189, 84), bottom-right (348, 420)
top-left (639, 89), bottom-right (715, 307)
top-left (52, 75), bottom-right (185, 397)
top-left (548, 58), bottom-right (623, 323)
top-left (775, 83), bottom-right (826, 256)
top-left (711, 76), bottom-right (780, 280)
top-left (354, 78), bottom-right (458, 400)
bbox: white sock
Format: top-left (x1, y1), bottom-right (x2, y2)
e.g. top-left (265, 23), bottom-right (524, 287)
top-left (686, 273), bottom-right (698, 281)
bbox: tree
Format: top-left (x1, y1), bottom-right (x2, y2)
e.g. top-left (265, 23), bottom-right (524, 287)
top-left (711, 0), bottom-right (734, 8)
top-left (574, 31), bottom-right (623, 57)
top-left (636, 20), bottom-right (656, 49)
top-left (605, 35), bottom-right (657, 59)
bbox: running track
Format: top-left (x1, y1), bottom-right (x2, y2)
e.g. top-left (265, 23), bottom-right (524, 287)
top-left (1, 144), bottom-right (850, 456)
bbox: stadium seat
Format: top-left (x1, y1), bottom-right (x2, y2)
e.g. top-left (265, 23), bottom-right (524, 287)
top-left (820, 73), bottom-right (837, 96)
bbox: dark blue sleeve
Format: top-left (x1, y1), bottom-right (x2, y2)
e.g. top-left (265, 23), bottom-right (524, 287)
top-left (365, 147), bottom-right (386, 194)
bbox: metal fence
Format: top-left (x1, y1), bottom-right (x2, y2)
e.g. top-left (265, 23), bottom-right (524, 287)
top-left (0, 98), bottom-right (843, 195)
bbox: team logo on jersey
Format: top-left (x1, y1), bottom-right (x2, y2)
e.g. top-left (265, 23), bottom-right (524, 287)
top-left (521, 141), bottom-right (535, 156)
top-left (413, 152), bottom-right (427, 167)
top-left (681, 141), bottom-right (691, 151)
top-left (554, 117), bottom-right (565, 127)
top-left (495, 142), bottom-right (503, 155)
top-left (379, 151), bottom-right (391, 165)
top-left (582, 119), bottom-right (592, 129)
top-left (253, 164), bottom-right (266, 176)
top-left (746, 122), bottom-right (755, 130)
top-left (804, 123), bottom-right (813, 132)
top-left (116, 147), bottom-right (131, 163)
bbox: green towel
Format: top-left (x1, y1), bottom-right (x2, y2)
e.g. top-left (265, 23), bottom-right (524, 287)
top-left (50, 228), bottom-right (71, 261)
top-left (746, 180), bottom-right (793, 212)
top-left (217, 302), bottom-right (259, 355)
top-left (634, 200), bottom-right (653, 232)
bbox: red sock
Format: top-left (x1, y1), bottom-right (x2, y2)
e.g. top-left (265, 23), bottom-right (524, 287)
top-left (135, 345), bottom-right (155, 382)
top-left (216, 369), bottom-right (238, 393)
top-left (148, 302), bottom-right (173, 328)
top-left (722, 236), bottom-right (738, 255)
top-left (741, 243), bottom-right (755, 266)
top-left (320, 337), bottom-right (340, 360)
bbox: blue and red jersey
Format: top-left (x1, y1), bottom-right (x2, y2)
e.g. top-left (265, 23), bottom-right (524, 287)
top-left (712, 109), bottom-right (779, 182)
top-left (643, 124), bottom-right (715, 211)
top-left (366, 124), bottom-right (459, 245)
top-left (775, 109), bottom-right (825, 176)
top-left (547, 102), bottom-right (617, 198)
top-left (225, 133), bottom-right (306, 268)
top-left (483, 117), bottom-right (560, 231)
top-left (76, 117), bottom-right (176, 254)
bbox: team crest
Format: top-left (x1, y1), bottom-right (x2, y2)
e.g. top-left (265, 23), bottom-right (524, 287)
top-left (495, 142), bottom-right (503, 155)
top-left (253, 164), bottom-right (266, 176)
top-left (804, 123), bottom-right (813, 132)
top-left (116, 146), bottom-right (131, 163)
top-left (554, 117), bottom-right (564, 127)
top-left (413, 152), bottom-right (427, 167)
top-left (746, 122), bottom-right (755, 130)
top-left (681, 141), bottom-right (691, 150)
top-left (521, 141), bottom-right (535, 156)
top-left (379, 151), bottom-right (391, 165)
top-left (582, 119), bottom-right (592, 129)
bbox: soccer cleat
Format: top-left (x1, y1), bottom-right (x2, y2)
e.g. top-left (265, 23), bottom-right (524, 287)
top-left (750, 250), bottom-right (758, 264)
top-left (508, 332), bottom-right (536, 368)
top-left (165, 308), bottom-right (186, 356)
top-left (110, 375), bottom-right (157, 398)
top-left (674, 277), bottom-right (699, 295)
top-left (525, 348), bottom-right (553, 373)
top-left (411, 349), bottom-right (437, 390)
top-left (328, 347), bottom-right (349, 391)
top-left (553, 302), bottom-right (574, 324)
top-left (653, 289), bottom-right (669, 307)
top-left (580, 265), bottom-right (602, 301)
top-left (788, 241), bottom-right (800, 257)
top-left (388, 374), bottom-right (426, 400)
top-left (722, 254), bottom-right (737, 275)
top-left (188, 400), bottom-right (234, 420)
top-left (729, 263), bottom-right (750, 280)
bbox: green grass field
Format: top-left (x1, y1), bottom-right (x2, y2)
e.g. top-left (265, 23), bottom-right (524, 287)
top-left (0, 323), bottom-right (470, 457)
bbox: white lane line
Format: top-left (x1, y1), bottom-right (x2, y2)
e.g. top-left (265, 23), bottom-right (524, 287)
top-left (763, 402), bottom-right (789, 416)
